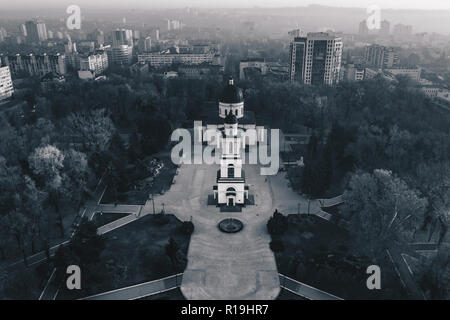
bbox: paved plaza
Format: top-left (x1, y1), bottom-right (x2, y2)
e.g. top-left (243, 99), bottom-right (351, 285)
top-left (143, 159), bottom-right (313, 300)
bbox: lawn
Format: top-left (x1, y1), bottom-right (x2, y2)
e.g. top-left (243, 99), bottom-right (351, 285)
top-left (56, 213), bottom-right (192, 300)
top-left (0, 202), bottom-right (79, 267)
top-left (0, 260), bottom-right (54, 300)
top-left (272, 214), bottom-right (408, 300)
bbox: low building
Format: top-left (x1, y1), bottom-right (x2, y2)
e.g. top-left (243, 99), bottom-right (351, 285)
top-left (178, 64), bottom-right (223, 79)
top-left (364, 67), bottom-right (396, 82)
top-left (0, 65), bottom-right (14, 100)
top-left (138, 51), bottom-right (214, 68)
top-left (385, 67), bottom-right (421, 82)
top-left (239, 58), bottom-right (267, 80)
top-left (345, 64), bottom-right (365, 81)
top-left (436, 89), bottom-right (450, 105)
top-left (420, 86), bottom-right (439, 98)
top-left (78, 70), bottom-right (95, 80)
top-left (163, 71), bottom-right (178, 78)
top-left (40, 72), bottom-right (65, 91)
top-left (239, 59), bottom-right (288, 82)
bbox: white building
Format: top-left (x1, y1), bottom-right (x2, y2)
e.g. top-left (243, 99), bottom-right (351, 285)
top-left (0, 66), bottom-right (14, 100)
top-left (79, 51), bottom-right (108, 74)
top-left (144, 36), bottom-right (152, 52)
top-left (138, 51), bottom-right (214, 68)
top-left (213, 79), bottom-right (248, 206)
top-left (420, 86), bottom-right (439, 98)
top-left (204, 78), bottom-right (266, 207)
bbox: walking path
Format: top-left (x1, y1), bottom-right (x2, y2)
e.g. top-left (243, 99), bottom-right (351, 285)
top-left (81, 274), bottom-right (183, 300)
top-left (144, 163), bottom-right (281, 299)
top-left (279, 274), bottom-right (342, 300)
top-left (80, 273), bottom-right (341, 300)
top-left (387, 246), bottom-right (427, 300)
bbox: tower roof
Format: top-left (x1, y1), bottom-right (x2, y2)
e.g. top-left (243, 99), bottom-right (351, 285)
top-left (224, 112), bottom-right (238, 124)
top-left (219, 77), bottom-right (243, 104)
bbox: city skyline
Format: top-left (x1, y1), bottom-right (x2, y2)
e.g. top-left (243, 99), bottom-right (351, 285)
top-left (1, 0), bottom-right (450, 10)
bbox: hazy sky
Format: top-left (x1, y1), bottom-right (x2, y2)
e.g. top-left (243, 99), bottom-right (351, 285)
top-left (2, 0), bottom-right (450, 10)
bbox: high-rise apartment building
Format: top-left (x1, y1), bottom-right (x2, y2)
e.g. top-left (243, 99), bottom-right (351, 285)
top-left (289, 37), bottom-right (307, 83)
top-left (379, 20), bottom-right (390, 36)
top-left (359, 20), bottom-right (369, 35)
top-left (25, 20), bottom-right (47, 43)
top-left (89, 29), bottom-right (105, 46)
top-left (0, 65), bottom-right (14, 101)
top-left (112, 29), bottom-right (133, 47)
top-left (393, 24), bottom-right (413, 37)
top-left (289, 32), bottom-right (343, 85)
top-left (364, 45), bottom-right (399, 69)
top-left (79, 50), bottom-right (109, 74)
top-left (110, 29), bottom-right (133, 65)
top-left (111, 45), bottom-right (133, 65)
top-left (0, 27), bottom-right (7, 42)
top-left (2, 53), bottom-right (66, 77)
top-left (144, 36), bottom-right (152, 52)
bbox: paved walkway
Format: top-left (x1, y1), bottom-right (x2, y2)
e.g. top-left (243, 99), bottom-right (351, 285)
top-left (80, 273), bottom-right (341, 300)
top-left (387, 246), bottom-right (427, 300)
top-left (144, 163), bottom-right (281, 299)
top-left (81, 274), bottom-right (183, 300)
top-left (279, 274), bottom-right (342, 300)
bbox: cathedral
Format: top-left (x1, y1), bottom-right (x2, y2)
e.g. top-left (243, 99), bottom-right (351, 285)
top-left (205, 77), bottom-right (265, 207)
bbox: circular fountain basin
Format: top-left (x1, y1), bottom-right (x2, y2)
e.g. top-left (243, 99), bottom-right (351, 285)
top-left (218, 218), bottom-right (244, 233)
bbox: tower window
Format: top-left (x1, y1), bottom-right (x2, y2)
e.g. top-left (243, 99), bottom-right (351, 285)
top-left (227, 164), bottom-right (234, 178)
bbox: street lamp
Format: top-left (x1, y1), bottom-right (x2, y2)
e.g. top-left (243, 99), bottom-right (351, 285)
top-left (149, 191), bottom-right (155, 214)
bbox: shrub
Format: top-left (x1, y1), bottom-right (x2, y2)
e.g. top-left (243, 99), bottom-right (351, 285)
top-left (139, 248), bottom-right (172, 279)
top-left (270, 239), bottom-right (285, 253)
top-left (179, 221), bottom-right (194, 235)
top-left (153, 212), bottom-right (169, 225)
top-left (267, 210), bottom-right (288, 235)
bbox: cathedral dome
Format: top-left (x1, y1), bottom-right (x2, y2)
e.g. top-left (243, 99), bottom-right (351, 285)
top-left (224, 113), bottom-right (238, 124)
top-left (219, 77), bottom-right (243, 104)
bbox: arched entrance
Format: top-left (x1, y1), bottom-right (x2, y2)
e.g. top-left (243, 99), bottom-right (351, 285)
top-left (226, 187), bottom-right (236, 206)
